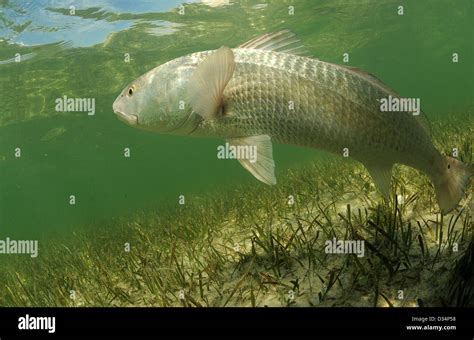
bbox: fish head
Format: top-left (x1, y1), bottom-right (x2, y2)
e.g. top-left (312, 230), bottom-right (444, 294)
top-left (113, 55), bottom-right (198, 133)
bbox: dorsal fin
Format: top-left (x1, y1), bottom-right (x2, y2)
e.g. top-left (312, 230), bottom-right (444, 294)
top-left (238, 30), bottom-right (311, 57)
top-left (344, 65), bottom-right (399, 97)
top-left (333, 63), bottom-right (432, 136)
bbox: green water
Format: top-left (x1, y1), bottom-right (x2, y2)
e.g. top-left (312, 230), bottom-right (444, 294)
top-left (0, 0), bottom-right (472, 238)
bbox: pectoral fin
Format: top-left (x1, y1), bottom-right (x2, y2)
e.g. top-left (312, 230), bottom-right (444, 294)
top-left (364, 162), bottom-right (393, 200)
top-left (228, 135), bottom-right (276, 185)
top-left (188, 46), bottom-right (235, 119)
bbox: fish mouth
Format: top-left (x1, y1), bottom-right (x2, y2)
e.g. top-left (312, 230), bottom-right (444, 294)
top-left (114, 110), bottom-right (138, 125)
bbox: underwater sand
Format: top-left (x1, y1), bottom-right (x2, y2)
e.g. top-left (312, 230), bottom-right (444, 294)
top-left (0, 114), bottom-right (472, 307)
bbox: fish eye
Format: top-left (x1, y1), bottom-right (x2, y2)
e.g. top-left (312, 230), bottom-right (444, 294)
top-left (128, 86), bottom-right (135, 96)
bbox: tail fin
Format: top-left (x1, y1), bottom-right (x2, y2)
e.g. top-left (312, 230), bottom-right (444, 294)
top-left (433, 156), bottom-right (473, 214)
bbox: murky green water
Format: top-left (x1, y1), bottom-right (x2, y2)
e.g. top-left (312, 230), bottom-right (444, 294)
top-left (0, 0), bottom-right (472, 238)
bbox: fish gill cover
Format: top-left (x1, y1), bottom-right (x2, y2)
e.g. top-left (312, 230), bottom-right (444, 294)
top-left (0, 0), bottom-right (472, 313)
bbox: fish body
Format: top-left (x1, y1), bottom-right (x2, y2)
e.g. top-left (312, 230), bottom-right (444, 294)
top-left (113, 31), bottom-right (472, 213)
top-left (192, 49), bottom-right (432, 167)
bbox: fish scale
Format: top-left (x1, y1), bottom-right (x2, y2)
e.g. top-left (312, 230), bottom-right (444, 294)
top-left (192, 48), bottom-right (433, 170)
top-left (113, 31), bottom-right (473, 213)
